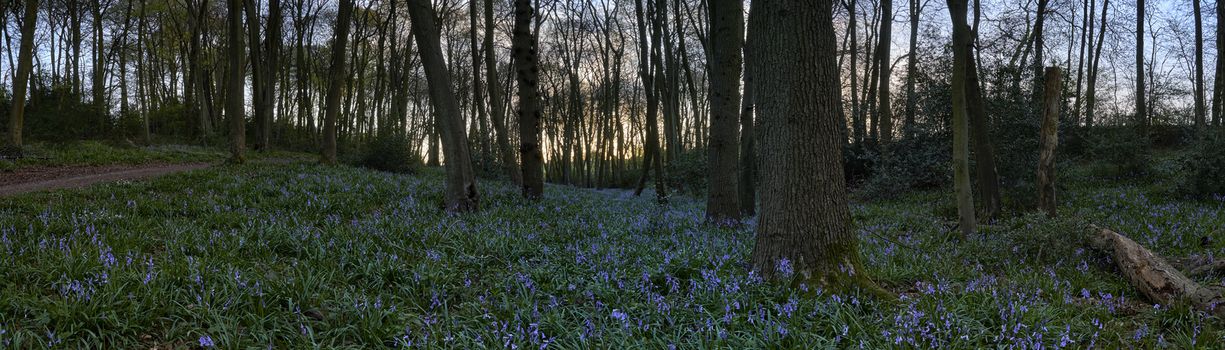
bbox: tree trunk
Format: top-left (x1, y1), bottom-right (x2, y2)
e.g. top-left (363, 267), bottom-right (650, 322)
top-left (1037, 67), bottom-right (1062, 218)
top-left (948, 0), bottom-right (977, 237)
top-left (320, 0), bottom-right (352, 164)
top-left (1135, 0), bottom-right (1146, 138)
top-left (848, 0), bottom-right (864, 145)
top-left (90, 0), bottom-right (107, 115)
top-left (1072, 0), bottom-right (1093, 126)
top-left (747, 0), bottom-right (875, 289)
top-left (876, 0), bottom-right (894, 146)
top-left (1030, 0), bottom-right (1049, 106)
top-left (1217, 0), bottom-right (1225, 127)
top-left (1193, 0), bottom-right (1205, 130)
top-left (4, 0), bottom-right (38, 148)
top-left (407, 0), bottom-right (480, 212)
top-left (738, 35), bottom-right (756, 217)
top-left (469, 0), bottom-right (489, 170)
top-left (903, 0), bottom-right (920, 140)
top-left (243, 0), bottom-right (267, 151)
top-left (226, 0), bottom-right (246, 163)
top-left (965, 38), bottom-right (1001, 220)
top-left (632, 0), bottom-right (667, 203)
top-left (704, 0), bottom-right (742, 223)
top-left (512, 0), bottom-right (544, 199)
top-left (1085, 0), bottom-right (1109, 128)
top-left (485, 0), bottom-right (521, 184)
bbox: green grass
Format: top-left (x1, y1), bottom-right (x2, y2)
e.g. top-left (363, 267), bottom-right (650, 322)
top-left (1, 141), bottom-right (313, 171)
top-left (0, 159), bottom-right (1221, 348)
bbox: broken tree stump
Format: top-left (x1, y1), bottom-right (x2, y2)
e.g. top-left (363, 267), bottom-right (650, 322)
top-left (1036, 67), bottom-right (1062, 217)
top-left (1086, 225), bottom-right (1225, 317)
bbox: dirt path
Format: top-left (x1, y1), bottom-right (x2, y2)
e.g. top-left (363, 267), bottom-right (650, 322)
top-left (0, 163), bottom-right (212, 197)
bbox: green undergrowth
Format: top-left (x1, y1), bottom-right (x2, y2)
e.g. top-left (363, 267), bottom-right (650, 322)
top-left (0, 159), bottom-right (1221, 348)
top-left (1, 141), bottom-right (313, 171)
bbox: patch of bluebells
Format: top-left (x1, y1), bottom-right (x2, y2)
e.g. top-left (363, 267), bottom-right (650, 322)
top-left (0, 164), bottom-right (1221, 348)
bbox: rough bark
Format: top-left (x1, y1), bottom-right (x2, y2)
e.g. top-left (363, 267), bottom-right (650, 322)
top-left (747, 0), bottom-right (875, 289)
top-left (704, 0), bottom-right (742, 223)
top-left (407, 0), bottom-right (480, 213)
top-left (1037, 67), bottom-right (1061, 218)
top-left (320, 0), bottom-right (352, 165)
top-left (226, 0), bottom-right (246, 163)
top-left (5, 0), bottom-right (38, 149)
top-left (512, 0), bottom-right (544, 199)
top-left (1086, 226), bottom-right (1225, 318)
top-left (948, 0), bottom-right (977, 237)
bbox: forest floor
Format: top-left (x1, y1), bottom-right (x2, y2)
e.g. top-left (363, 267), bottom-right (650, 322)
top-left (0, 141), bottom-right (314, 197)
top-left (0, 162), bottom-right (212, 197)
top-left (0, 153), bottom-right (1222, 348)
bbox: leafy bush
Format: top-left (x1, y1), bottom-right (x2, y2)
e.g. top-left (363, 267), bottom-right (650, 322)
top-left (665, 149), bottom-right (707, 196)
top-left (1177, 131), bottom-right (1225, 198)
top-left (1083, 131), bottom-right (1151, 179)
top-left (23, 80), bottom-right (110, 141)
top-left (843, 142), bottom-right (877, 187)
top-left (856, 133), bottom-right (951, 200)
top-left (353, 134), bottom-right (422, 174)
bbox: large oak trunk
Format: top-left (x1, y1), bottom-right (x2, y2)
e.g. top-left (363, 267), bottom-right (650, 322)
top-left (747, 0), bottom-right (871, 286)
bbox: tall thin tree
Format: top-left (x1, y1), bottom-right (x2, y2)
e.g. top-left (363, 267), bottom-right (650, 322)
top-left (1085, 0), bottom-right (1109, 127)
top-left (948, 0), bottom-right (977, 237)
top-left (738, 29), bottom-right (756, 216)
top-left (1216, 0), bottom-right (1225, 126)
top-left (1135, 0), bottom-right (1147, 137)
top-left (486, 0), bottom-right (522, 184)
top-left (513, 0), bottom-right (545, 199)
top-left (1193, 0), bottom-right (1205, 130)
top-left (320, 0), bottom-right (353, 165)
top-left (632, 0), bottom-right (668, 203)
top-left (705, 0), bottom-right (743, 223)
top-left (876, 0), bottom-right (894, 145)
top-left (407, 0), bottom-right (481, 212)
top-left (903, 0), bottom-right (922, 140)
top-left (226, 0), bottom-right (247, 163)
top-left (5, 0), bottom-right (38, 150)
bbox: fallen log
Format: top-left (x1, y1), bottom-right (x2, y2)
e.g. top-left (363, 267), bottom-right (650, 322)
top-left (1086, 225), bottom-right (1225, 318)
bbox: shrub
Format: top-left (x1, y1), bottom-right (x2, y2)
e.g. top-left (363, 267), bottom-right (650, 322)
top-left (23, 80), bottom-right (110, 141)
top-left (1177, 131), bottom-right (1225, 198)
top-left (1083, 131), bottom-right (1151, 179)
top-left (665, 149), bottom-right (707, 196)
top-left (856, 133), bottom-right (951, 200)
top-left (352, 134), bottom-right (422, 174)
